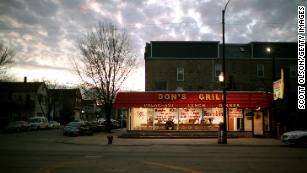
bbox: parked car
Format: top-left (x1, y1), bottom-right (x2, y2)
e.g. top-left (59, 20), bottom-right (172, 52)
top-left (281, 129), bottom-right (307, 145)
top-left (63, 121), bottom-right (93, 136)
top-left (3, 121), bottom-right (30, 132)
top-left (48, 121), bottom-right (61, 129)
top-left (98, 118), bottom-right (108, 126)
top-left (87, 121), bottom-right (105, 132)
top-left (97, 118), bottom-right (120, 129)
top-left (28, 116), bottom-right (49, 130)
top-left (111, 119), bottom-right (120, 128)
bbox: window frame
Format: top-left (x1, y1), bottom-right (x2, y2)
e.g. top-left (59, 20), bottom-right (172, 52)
top-left (214, 64), bottom-right (222, 78)
top-left (177, 67), bottom-right (184, 81)
top-left (256, 64), bottom-right (264, 78)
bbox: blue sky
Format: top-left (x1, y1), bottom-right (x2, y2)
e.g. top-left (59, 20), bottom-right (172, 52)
top-left (0, 0), bottom-right (305, 90)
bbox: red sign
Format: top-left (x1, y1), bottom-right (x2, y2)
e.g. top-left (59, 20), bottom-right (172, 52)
top-left (114, 91), bottom-right (272, 108)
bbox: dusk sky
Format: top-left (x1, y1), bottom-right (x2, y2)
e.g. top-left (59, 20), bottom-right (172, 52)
top-left (0, 0), bottom-right (305, 91)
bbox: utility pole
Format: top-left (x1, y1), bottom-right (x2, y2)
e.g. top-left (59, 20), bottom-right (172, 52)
top-left (221, 0), bottom-right (231, 144)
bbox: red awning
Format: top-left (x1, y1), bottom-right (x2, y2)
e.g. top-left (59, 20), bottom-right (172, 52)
top-left (114, 91), bottom-right (273, 109)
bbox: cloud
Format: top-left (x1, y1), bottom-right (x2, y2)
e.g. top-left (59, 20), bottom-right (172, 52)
top-left (0, 0), bottom-right (302, 90)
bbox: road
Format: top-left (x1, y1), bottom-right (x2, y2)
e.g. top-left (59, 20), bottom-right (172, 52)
top-left (0, 129), bottom-right (307, 173)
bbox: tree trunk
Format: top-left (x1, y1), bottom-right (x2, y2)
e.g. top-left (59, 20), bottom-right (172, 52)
top-left (104, 103), bottom-right (113, 133)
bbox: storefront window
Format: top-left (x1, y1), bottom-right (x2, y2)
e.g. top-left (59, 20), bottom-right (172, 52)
top-left (131, 108), bottom-right (153, 130)
top-left (129, 107), bottom-right (265, 132)
top-left (202, 108), bottom-right (223, 131)
top-left (153, 108), bottom-right (177, 130)
top-left (178, 108), bottom-right (202, 130)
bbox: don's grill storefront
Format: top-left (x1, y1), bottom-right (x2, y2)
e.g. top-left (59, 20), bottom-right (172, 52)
top-left (114, 91), bottom-right (273, 137)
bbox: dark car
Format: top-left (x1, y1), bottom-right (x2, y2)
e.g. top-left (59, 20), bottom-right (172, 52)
top-left (87, 121), bottom-right (105, 132)
top-left (63, 122), bottom-right (93, 136)
top-left (3, 121), bottom-right (30, 132)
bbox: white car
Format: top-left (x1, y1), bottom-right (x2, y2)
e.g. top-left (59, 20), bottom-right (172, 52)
top-left (28, 116), bottom-right (49, 130)
top-left (281, 129), bottom-right (307, 145)
top-left (48, 121), bottom-right (61, 129)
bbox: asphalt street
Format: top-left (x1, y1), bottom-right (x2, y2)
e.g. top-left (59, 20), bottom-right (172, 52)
top-left (0, 129), bottom-right (307, 173)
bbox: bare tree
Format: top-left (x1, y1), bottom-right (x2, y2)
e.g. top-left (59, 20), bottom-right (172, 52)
top-left (73, 22), bottom-right (136, 132)
top-left (0, 43), bottom-right (15, 81)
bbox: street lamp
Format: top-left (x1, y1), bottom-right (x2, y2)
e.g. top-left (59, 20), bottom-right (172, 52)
top-left (266, 47), bottom-right (277, 137)
top-left (220, 0), bottom-right (231, 144)
top-left (219, 72), bottom-right (224, 83)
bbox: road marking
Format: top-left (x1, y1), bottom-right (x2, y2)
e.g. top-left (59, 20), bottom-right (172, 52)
top-left (144, 161), bottom-right (205, 173)
top-left (84, 155), bottom-right (101, 159)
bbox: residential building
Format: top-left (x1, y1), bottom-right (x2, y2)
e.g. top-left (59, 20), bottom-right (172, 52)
top-left (82, 99), bottom-right (97, 121)
top-left (49, 89), bottom-right (82, 125)
top-left (0, 80), bottom-right (48, 128)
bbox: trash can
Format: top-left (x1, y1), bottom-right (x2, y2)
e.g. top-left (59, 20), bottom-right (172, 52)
top-left (218, 123), bottom-right (224, 144)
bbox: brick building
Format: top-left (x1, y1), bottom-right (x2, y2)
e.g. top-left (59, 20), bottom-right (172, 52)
top-left (114, 41), bottom-right (303, 137)
top-left (141, 41), bottom-right (304, 135)
top-left (145, 41), bottom-right (297, 93)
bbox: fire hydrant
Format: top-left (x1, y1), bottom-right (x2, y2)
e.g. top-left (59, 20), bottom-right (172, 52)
top-left (107, 135), bottom-right (113, 144)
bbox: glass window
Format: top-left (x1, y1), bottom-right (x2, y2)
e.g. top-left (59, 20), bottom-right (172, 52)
top-left (177, 67), bottom-right (184, 81)
top-left (257, 64), bottom-right (264, 78)
top-left (214, 64), bottom-right (222, 78)
top-left (179, 108), bottom-right (202, 124)
top-left (153, 108), bottom-right (177, 130)
top-left (131, 108), bottom-right (153, 130)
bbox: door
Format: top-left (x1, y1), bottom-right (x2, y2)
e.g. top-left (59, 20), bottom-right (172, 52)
top-left (253, 112), bottom-right (263, 136)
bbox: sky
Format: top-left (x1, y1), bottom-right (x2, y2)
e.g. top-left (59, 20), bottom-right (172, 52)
top-left (0, 0), bottom-right (305, 91)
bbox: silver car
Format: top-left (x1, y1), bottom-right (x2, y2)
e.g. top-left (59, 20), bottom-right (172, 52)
top-left (281, 129), bottom-right (307, 145)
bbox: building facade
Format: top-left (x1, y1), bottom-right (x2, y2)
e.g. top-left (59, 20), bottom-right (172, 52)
top-left (114, 41), bottom-right (302, 137)
top-left (144, 41), bottom-right (303, 134)
top-left (0, 81), bottom-right (48, 128)
top-left (115, 91), bottom-right (272, 137)
top-left (49, 89), bottom-right (82, 125)
top-left (145, 41), bottom-right (297, 93)
top-left (82, 99), bottom-right (97, 121)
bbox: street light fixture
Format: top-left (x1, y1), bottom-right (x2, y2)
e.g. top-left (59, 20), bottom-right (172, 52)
top-left (219, 72), bottom-right (224, 83)
top-left (220, 0), bottom-right (231, 144)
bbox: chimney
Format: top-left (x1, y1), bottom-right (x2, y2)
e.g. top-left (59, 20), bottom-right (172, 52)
top-left (24, 76), bottom-right (27, 83)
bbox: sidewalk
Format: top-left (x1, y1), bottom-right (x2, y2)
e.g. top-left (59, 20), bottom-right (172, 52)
top-left (59, 128), bottom-right (285, 147)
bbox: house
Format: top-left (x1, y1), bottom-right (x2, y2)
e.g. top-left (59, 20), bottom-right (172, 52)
top-left (49, 89), bottom-right (82, 125)
top-left (0, 80), bottom-right (48, 128)
top-left (82, 99), bottom-right (97, 121)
